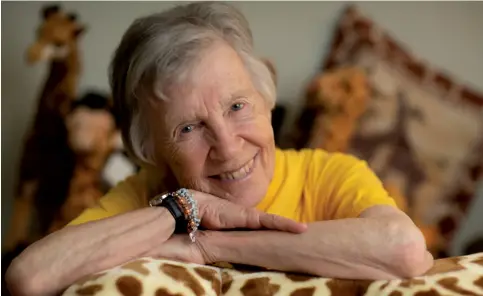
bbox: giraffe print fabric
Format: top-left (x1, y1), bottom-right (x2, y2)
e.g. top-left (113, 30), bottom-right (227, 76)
top-left (63, 252), bottom-right (483, 296)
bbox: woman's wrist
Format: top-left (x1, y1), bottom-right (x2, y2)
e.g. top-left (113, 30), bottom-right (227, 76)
top-left (195, 230), bottom-right (228, 264)
top-left (153, 207), bottom-right (176, 235)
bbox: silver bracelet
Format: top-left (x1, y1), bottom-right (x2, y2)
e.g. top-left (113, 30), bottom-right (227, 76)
top-left (172, 188), bottom-right (200, 243)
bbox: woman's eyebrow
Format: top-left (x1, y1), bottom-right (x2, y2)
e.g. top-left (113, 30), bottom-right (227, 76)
top-left (223, 89), bottom-right (253, 105)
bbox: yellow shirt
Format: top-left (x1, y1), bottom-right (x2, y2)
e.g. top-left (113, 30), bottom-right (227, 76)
top-left (68, 148), bottom-right (397, 225)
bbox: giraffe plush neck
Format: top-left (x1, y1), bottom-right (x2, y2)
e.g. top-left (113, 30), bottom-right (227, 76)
top-left (63, 252), bottom-right (483, 296)
top-left (27, 4), bottom-right (86, 117)
top-left (4, 4), bottom-right (86, 251)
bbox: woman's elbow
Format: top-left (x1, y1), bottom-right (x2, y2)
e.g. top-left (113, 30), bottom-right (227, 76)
top-left (5, 256), bottom-right (44, 296)
top-left (390, 222), bottom-right (434, 278)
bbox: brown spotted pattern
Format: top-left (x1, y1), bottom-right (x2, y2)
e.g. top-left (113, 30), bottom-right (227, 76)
top-left (379, 282), bottom-right (389, 291)
top-left (116, 276), bottom-right (143, 296)
top-left (472, 258), bottom-right (483, 267)
top-left (413, 289), bottom-right (441, 296)
top-left (75, 284), bottom-right (103, 295)
top-left (437, 277), bottom-right (475, 295)
top-left (240, 277), bottom-right (280, 296)
top-left (316, 2), bottom-right (483, 259)
top-left (63, 253), bottom-right (483, 296)
top-left (290, 287), bottom-right (316, 296)
top-left (424, 256), bottom-right (465, 275)
top-left (161, 263), bottom-right (206, 296)
top-left (399, 279), bottom-right (426, 288)
top-left (326, 279), bottom-right (372, 296)
top-left (285, 273), bottom-right (314, 282)
top-left (194, 267), bottom-right (221, 295)
top-left (121, 259), bottom-right (150, 276)
top-left (475, 276), bottom-right (483, 289)
top-left (221, 271), bottom-right (233, 294)
top-left (155, 288), bottom-right (184, 296)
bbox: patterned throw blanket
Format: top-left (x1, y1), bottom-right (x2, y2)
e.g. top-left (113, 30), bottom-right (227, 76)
top-left (63, 252), bottom-right (483, 296)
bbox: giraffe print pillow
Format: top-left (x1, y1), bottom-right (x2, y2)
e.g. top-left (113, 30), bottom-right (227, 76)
top-left (310, 4), bottom-right (483, 258)
top-left (63, 252), bottom-right (483, 296)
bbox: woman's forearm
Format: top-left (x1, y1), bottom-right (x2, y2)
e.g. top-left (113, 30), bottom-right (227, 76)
top-left (6, 207), bottom-right (175, 296)
top-left (199, 217), bottom-right (432, 280)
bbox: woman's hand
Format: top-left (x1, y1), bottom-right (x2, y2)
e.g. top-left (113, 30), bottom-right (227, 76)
top-left (192, 190), bottom-right (307, 233)
top-left (148, 191), bottom-right (307, 265)
top-left (151, 234), bottom-right (205, 265)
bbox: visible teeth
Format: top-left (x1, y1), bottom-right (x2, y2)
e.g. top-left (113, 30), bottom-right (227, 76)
top-left (219, 158), bottom-right (254, 180)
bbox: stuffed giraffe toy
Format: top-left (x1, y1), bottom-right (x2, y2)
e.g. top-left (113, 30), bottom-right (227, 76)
top-left (296, 67), bottom-right (441, 256)
top-left (63, 252), bottom-right (483, 296)
top-left (4, 4), bottom-right (86, 251)
top-left (303, 67), bottom-right (369, 153)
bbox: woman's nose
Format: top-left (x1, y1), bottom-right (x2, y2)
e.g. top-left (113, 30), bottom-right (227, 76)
top-left (208, 126), bottom-right (243, 162)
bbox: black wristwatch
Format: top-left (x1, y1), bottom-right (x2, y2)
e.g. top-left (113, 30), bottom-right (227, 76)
top-left (149, 193), bottom-right (188, 234)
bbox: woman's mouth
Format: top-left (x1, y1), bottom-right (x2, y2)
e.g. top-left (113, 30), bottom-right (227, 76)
top-left (210, 153), bottom-right (257, 182)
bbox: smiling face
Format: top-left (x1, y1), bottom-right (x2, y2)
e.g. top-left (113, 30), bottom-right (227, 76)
top-left (146, 41), bottom-right (276, 207)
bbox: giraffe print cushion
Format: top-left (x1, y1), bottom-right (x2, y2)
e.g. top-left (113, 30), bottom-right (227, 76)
top-left (318, 4), bottom-right (483, 257)
top-left (63, 252), bottom-right (483, 296)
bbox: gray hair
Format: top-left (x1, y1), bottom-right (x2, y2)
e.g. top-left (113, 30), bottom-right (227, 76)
top-left (109, 1), bottom-right (276, 166)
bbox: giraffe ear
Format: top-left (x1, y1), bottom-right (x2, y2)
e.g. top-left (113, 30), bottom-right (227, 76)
top-left (74, 26), bottom-right (87, 37)
top-left (42, 4), bottom-right (61, 20)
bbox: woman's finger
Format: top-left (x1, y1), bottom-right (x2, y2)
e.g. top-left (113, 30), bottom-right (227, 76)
top-left (256, 211), bottom-right (307, 233)
top-left (193, 190), bottom-right (307, 233)
top-left (238, 207), bottom-right (307, 233)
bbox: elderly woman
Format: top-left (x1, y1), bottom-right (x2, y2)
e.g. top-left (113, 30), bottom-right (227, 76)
top-left (6, 2), bottom-right (433, 296)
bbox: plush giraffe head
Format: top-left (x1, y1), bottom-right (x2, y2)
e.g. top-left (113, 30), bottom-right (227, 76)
top-left (26, 4), bottom-right (86, 64)
top-left (63, 252), bottom-right (483, 296)
top-left (301, 67), bottom-right (370, 152)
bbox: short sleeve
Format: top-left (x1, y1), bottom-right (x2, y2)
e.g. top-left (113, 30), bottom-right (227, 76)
top-left (67, 169), bottom-right (150, 226)
top-left (306, 150), bottom-right (398, 220)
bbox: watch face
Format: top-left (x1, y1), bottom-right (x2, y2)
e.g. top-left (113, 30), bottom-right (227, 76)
top-left (148, 192), bottom-right (170, 207)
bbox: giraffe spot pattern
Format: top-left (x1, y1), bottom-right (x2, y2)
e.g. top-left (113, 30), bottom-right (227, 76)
top-left (399, 279), bottom-right (426, 288)
top-left (437, 277), bottom-right (477, 295)
top-left (326, 279), bottom-right (372, 296)
top-left (474, 276), bottom-right (483, 289)
top-left (116, 275), bottom-right (143, 296)
top-left (240, 277), bottom-right (280, 296)
top-left (75, 284), bottom-right (103, 295)
top-left (121, 259), bottom-right (150, 276)
top-left (221, 271), bottom-right (233, 294)
top-left (64, 253), bottom-right (483, 296)
top-left (155, 288), bottom-right (183, 296)
top-left (472, 258), bottom-right (483, 267)
top-left (161, 263), bottom-right (205, 296)
top-left (290, 287), bottom-right (316, 296)
top-left (379, 282), bottom-right (389, 290)
top-left (285, 273), bottom-right (314, 282)
top-left (194, 267), bottom-right (221, 295)
top-left (424, 257), bottom-right (465, 275)
top-left (414, 289), bottom-right (441, 296)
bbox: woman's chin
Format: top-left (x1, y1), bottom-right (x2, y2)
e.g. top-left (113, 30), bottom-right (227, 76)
top-left (217, 181), bottom-right (268, 207)
top-left (202, 151), bottom-right (272, 207)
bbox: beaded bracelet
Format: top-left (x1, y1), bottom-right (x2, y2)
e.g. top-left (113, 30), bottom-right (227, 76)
top-left (149, 188), bottom-right (200, 243)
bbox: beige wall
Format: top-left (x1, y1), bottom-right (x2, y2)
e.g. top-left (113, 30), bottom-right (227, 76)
top-left (2, 1), bottom-right (483, 254)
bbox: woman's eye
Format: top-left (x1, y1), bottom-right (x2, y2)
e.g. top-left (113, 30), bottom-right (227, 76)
top-left (231, 102), bottom-right (245, 111)
top-left (181, 125), bottom-right (194, 134)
